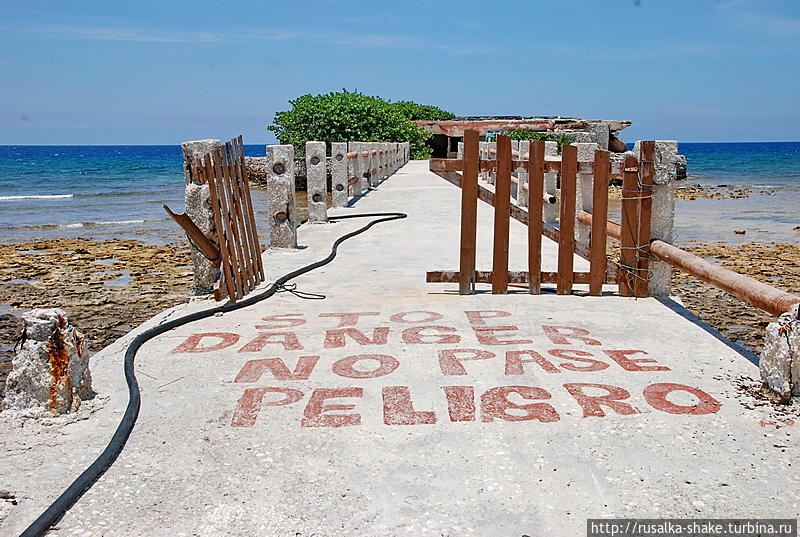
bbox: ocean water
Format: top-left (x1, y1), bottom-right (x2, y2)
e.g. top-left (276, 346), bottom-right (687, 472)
top-left (0, 142), bottom-right (798, 245)
top-left (0, 145), bottom-right (268, 244)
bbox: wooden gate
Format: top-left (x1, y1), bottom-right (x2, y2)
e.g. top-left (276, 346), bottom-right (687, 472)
top-left (426, 130), bottom-right (655, 297)
top-left (166, 136), bottom-right (264, 303)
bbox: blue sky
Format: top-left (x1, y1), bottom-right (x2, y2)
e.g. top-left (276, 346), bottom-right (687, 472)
top-left (1, 0), bottom-right (798, 144)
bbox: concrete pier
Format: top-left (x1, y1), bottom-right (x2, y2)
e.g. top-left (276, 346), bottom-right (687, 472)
top-left (2, 160), bottom-right (798, 537)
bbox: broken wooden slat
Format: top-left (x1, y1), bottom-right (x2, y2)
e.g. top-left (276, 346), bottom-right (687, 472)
top-left (527, 140), bottom-right (545, 294)
top-left (492, 135), bottom-right (512, 294)
top-left (635, 141), bottom-right (655, 298)
top-left (589, 149), bottom-right (610, 296)
top-left (557, 144), bottom-right (577, 295)
top-left (236, 136), bottom-right (265, 282)
top-left (203, 154), bottom-right (237, 302)
top-left (619, 154), bottom-right (640, 297)
top-left (224, 141), bottom-right (254, 292)
top-left (459, 130), bottom-right (479, 295)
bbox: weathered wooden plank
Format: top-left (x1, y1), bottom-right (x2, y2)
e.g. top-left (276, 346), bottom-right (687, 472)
top-left (459, 130), bottom-right (479, 295)
top-left (528, 140), bottom-right (545, 294)
top-left (224, 141), bottom-right (254, 292)
top-left (635, 141), bottom-right (655, 298)
top-left (590, 149), bottom-right (610, 296)
top-left (619, 154), bottom-right (640, 297)
top-left (492, 135), bottom-right (512, 294)
top-left (213, 148), bottom-right (245, 299)
top-left (557, 144), bottom-right (577, 295)
top-left (203, 154), bottom-right (236, 302)
top-left (236, 136), bottom-right (264, 282)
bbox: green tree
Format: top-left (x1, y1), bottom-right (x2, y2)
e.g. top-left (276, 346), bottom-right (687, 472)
top-left (268, 90), bottom-right (452, 159)
top-left (391, 101), bottom-right (455, 121)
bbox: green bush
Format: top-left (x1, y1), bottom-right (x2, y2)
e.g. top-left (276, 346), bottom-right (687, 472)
top-left (391, 101), bottom-right (455, 121)
top-left (268, 90), bottom-right (451, 160)
top-left (505, 129), bottom-right (571, 153)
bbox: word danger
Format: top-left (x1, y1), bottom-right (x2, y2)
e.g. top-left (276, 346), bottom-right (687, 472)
top-left (170, 310), bottom-right (722, 428)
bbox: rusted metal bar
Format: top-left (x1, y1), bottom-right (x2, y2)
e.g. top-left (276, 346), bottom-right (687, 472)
top-left (427, 270), bottom-right (615, 285)
top-left (557, 144), bottom-right (577, 295)
top-left (162, 205), bottom-right (220, 263)
top-left (589, 149), bottom-right (610, 296)
top-left (460, 130), bottom-right (479, 295)
top-left (576, 210), bottom-right (800, 316)
top-left (528, 140), bottom-right (545, 294)
top-left (492, 135), bottom-right (512, 294)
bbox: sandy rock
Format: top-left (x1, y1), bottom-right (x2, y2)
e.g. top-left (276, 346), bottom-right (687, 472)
top-left (759, 304), bottom-right (800, 400)
top-left (3, 308), bottom-right (92, 415)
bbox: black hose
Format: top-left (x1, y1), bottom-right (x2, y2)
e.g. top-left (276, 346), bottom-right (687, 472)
top-left (20, 211), bottom-right (407, 537)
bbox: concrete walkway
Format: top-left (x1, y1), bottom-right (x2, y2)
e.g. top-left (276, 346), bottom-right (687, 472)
top-left (3, 160), bottom-right (799, 536)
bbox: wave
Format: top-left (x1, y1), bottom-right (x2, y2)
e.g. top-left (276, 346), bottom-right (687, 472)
top-left (0, 194), bottom-right (74, 201)
top-left (0, 218), bottom-right (169, 231)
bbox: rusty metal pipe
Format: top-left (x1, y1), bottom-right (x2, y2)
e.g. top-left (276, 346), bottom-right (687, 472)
top-left (577, 210), bottom-right (800, 316)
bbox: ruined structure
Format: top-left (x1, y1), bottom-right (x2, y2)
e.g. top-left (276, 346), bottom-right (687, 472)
top-left (3, 309), bottom-right (92, 415)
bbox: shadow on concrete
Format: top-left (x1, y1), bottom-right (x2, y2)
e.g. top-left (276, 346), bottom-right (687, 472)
top-left (656, 296), bottom-right (760, 367)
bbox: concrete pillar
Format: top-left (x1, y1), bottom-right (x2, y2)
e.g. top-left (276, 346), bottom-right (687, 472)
top-left (305, 141), bottom-right (327, 223)
top-left (517, 140), bottom-right (530, 207)
top-left (511, 140), bottom-right (520, 202)
top-left (544, 141), bottom-right (559, 223)
top-left (2, 308), bottom-right (91, 415)
top-left (349, 142), bottom-right (363, 197)
top-left (760, 304), bottom-right (800, 401)
top-left (648, 140), bottom-right (679, 296)
top-left (575, 143), bottom-right (599, 246)
top-left (331, 142), bottom-right (348, 208)
top-left (488, 141), bottom-right (497, 185)
top-left (182, 139), bottom-right (222, 293)
top-left (457, 142), bottom-right (464, 159)
top-left (266, 144), bottom-right (297, 248)
top-left (363, 143), bottom-right (373, 191)
top-left (591, 124), bottom-right (610, 151)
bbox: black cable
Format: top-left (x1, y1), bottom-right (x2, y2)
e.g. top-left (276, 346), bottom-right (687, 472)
top-left (20, 211), bottom-right (407, 537)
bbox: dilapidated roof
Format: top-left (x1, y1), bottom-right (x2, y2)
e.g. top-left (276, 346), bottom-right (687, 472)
top-left (415, 116), bottom-right (631, 136)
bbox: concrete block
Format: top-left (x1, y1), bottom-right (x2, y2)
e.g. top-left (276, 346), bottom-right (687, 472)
top-left (517, 140), bottom-right (530, 207)
top-left (760, 304), bottom-right (800, 401)
top-left (649, 140), bottom-right (679, 296)
top-left (575, 143), bottom-right (598, 246)
top-left (544, 141), bottom-right (558, 157)
top-left (182, 139), bottom-right (221, 184)
top-left (331, 142), bottom-right (348, 208)
top-left (182, 139), bottom-right (222, 293)
top-left (590, 124), bottom-right (610, 151)
top-left (3, 309), bottom-right (91, 416)
top-left (266, 144), bottom-right (297, 248)
top-left (305, 141), bottom-right (327, 223)
top-left (349, 142), bottom-right (363, 197)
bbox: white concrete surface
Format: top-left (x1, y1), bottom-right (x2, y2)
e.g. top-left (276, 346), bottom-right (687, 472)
top-left (2, 161), bottom-right (799, 537)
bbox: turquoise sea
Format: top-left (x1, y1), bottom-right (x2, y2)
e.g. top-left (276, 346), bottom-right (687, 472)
top-left (0, 142), bottom-right (798, 245)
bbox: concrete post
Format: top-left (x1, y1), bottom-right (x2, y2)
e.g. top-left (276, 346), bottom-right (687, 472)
top-left (648, 140), bottom-right (679, 296)
top-left (575, 143), bottom-right (599, 245)
top-left (760, 304), bottom-right (800, 401)
top-left (591, 124), bottom-right (610, 151)
top-left (182, 139), bottom-right (222, 293)
top-left (488, 141), bottom-right (497, 185)
top-left (266, 144), bottom-right (297, 248)
top-left (2, 308), bottom-right (91, 415)
top-left (331, 142), bottom-right (348, 208)
top-left (375, 143), bottom-right (385, 185)
top-left (363, 143), bottom-right (373, 191)
top-left (517, 140), bottom-right (530, 207)
top-left (511, 140), bottom-right (520, 202)
top-left (544, 141), bottom-right (559, 223)
top-left (349, 142), bottom-right (363, 197)
top-left (305, 141), bottom-right (327, 223)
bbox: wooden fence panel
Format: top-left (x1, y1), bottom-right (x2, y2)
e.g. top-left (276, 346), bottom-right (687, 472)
top-left (557, 144), bottom-right (577, 295)
top-left (619, 154), bottom-right (640, 297)
top-left (635, 141), bottom-right (655, 297)
top-left (492, 135), bottom-right (512, 294)
top-left (590, 149), bottom-right (610, 296)
top-left (527, 140), bottom-right (545, 294)
top-left (459, 130), bottom-right (479, 295)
